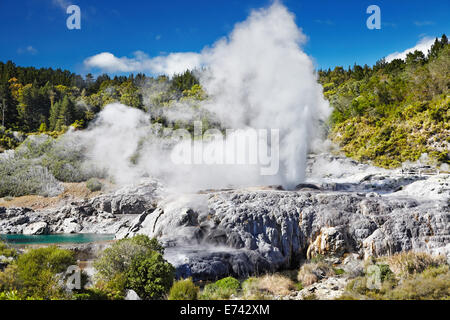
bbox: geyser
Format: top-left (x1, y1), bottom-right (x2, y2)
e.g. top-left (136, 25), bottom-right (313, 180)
top-left (77, 2), bottom-right (331, 190)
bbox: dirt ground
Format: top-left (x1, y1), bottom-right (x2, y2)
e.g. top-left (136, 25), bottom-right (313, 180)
top-left (0, 181), bottom-right (114, 210)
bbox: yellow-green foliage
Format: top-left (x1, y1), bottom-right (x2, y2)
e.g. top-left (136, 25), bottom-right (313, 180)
top-left (168, 278), bottom-right (200, 300)
top-left (382, 251), bottom-right (447, 277)
top-left (339, 252), bottom-right (449, 300)
top-left (0, 241), bottom-right (17, 258)
top-left (199, 276), bottom-right (240, 300)
top-left (0, 246), bottom-right (76, 300)
top-left (331, 96), bottom-right (449, 168)
top-left (324, 38), bottom-right (450, 168)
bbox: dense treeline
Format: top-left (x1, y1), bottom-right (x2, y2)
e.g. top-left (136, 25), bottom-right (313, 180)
top-left (0, 63), bottom-right (200, 150)
top-left (1, 35), bottom-right (449, 167)
top-left (319, 35), bottom-right (449, 167)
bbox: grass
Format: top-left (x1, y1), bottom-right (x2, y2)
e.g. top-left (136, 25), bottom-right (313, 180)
top-left (297, 260), bottom-right (335, 286)
top-left (338, 252), bottom-right (449, 300)
top-left (253, 274), bottom-right (296, 296)
top-left (382, 251), bottom-right (446, 277)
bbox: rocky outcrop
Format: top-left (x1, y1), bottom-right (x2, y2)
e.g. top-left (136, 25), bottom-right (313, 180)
top-left (23, 222), bottom-right (49, 235)
top-left (117, 182), bottom-right (449, 281)
top-left (0, 179), bottom-right (162, 235)
top-left (0, 158), bottom-right (448, 282)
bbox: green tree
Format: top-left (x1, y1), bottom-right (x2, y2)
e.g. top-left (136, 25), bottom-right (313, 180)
top-left (58, 95), bottom-right (76, 127)
top-left (126, 250), bottom-right (175, 300)
top-left (93, 235), bottom-right (172, 300)
top-left (12, 246), bottom-right (75, 299)
top-left (48, 100), bottom-right (61, 131)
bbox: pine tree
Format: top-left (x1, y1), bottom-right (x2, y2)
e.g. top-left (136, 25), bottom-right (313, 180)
top-left (49, 100), bottom-right (61, 131)
top-left (58, 95), bottom-right (76, 127)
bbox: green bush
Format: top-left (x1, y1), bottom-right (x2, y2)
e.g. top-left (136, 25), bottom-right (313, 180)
top-left (340, 255), bottom-right (450, 300)
top-left (215, 276), bottom-right (240, 291)
top-left (168, 278), bottom-right (199, 300)
top-left (91, 273), bottom-right (127, 300)
top-left (86, 178), bottom-right (102, 192)
top-left (200, 277), bottom-right (240, 300)
top-left (94, 235), bottom-right (164, 281)
top-left (94, 235), bottom-right (173, 300)
top-left (0, 290), bottom-right (21, 300)
top-left (0, 241), bottom-right (17, 258)
top-left (126, 251), bottom-right (175, 300)
top-left (9, 246), bottom-right (76, 299)
top-left (386, 266), bottom-right (450, 300)
top-left (378, 264), bottom-right (394, 281)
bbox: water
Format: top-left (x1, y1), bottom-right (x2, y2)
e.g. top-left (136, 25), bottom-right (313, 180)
top-left (0, 233), bottom-right (115, 245)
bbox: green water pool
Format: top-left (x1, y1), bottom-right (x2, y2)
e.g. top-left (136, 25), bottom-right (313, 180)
top-left (0, 233), bottom-right (115, 245)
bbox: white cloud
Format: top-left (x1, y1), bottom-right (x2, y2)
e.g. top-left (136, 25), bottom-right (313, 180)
top-left (52, 0), bottom-right (70, 10)
top-left (83, 51), bottom-right (203, 76)
top-left (414, 21), bottom-right (435, 27)
top-left (385, 37), bottom-right (435, 62)
top-left (17, 46), bottom-right (38, 55)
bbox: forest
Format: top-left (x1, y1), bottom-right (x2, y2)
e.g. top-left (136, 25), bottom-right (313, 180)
top-left (0, 35), bottom-right (448, 169)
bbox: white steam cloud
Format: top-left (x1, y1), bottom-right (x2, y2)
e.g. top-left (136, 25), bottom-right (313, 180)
top-left (79, 3), bottom-right (331, 190)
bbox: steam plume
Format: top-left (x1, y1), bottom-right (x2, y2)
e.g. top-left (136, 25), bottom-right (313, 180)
top-left (78, 3), bottom-right (331, 190)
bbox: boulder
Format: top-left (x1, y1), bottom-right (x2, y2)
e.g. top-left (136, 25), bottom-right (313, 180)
top-left (306, 227), bottom-right (347, 259)
top-left (60, 218), bottom-right (82, 234)
top-left (23, 222), bottom-right (49, 235)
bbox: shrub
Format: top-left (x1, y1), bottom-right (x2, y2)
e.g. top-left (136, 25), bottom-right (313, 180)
top-left (168, 278), bottom-right (199, 300)
top-left (0, 290), bottom-right (21, 300)
top-left (86, 178), bottom-right (102, 192)
top-left (94, 235), bottom-right (173, 300)
top-left (215, 276), bottom-right (240, 292)
top-left (241, 277), bottom-right (260, 299)
top-left (298, 261), bottom-right (335, 286)
top-left (0, 241), bottom-right (17, 258)
top-left (200, 277), bottom-right (240, 300)
top-left (0, 158), bottom-right (63, 197)
top-left (0, 264), bottom-right (18, 292)
top-left (94, 235), bottom-right (164, 281)
top-left (339, 255), bottom-right (450, 300)
top-left (386, 266), bottom-right (450, 300)
top-left (126, 251), bottom-right (175, 300)
top-left (89, 273), bottom-right (127, 300)
top-left (72, 291), bottom-right (107, 300)
top-left (383, 251), bottom-right (446, 277)
top-left (13, 246), bottom-right (76, 299)
top-left (377, 264), bottom-right (394, 282)
top-left (254, 274), bottom-right (296, 296)
top-left (333, 267), bottom-right (345, 276)
top-left (0, 134), bottom-right (104, 198)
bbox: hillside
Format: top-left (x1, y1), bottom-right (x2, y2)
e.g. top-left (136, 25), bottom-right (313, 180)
top-left (320, 35), bottom-right (449, 168)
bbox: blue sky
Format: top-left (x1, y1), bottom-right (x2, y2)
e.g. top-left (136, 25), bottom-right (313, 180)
top-left (0, 0), bottom-right (448, 76)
